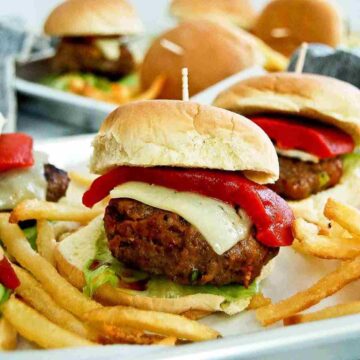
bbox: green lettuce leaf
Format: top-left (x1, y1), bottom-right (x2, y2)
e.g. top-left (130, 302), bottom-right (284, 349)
top-left (343, 153), bottom-right (360, 175)
top-left (0, 284), bottom-right (10, 306)
top-left (23, 226), bottom-right (37, 250)
top-left (82, 229), bottom-right (148, 297)
top-left (143, 277), bottom-right (259, 303)
top-left (118, 73), bottom-right (139, 87)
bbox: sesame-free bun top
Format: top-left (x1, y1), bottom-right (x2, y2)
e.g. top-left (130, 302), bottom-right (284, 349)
top-left (140, 20), bottom-right (264, 100)
top-left (44, 0), bottom-right (143, 36)
top-left (214, 73), bottom-right (360, 144)
top-left (90, 100), bottom-right (279, 184)
top-left (170, 0), bottom-right (257, 30)
top-left (253, 0), bottom-right (343, 57)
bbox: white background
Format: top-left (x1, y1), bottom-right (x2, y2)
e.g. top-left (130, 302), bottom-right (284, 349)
top-left (0, 0), bottom-right (359, 33)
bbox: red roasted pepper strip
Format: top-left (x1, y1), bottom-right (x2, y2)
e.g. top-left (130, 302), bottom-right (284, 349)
top-left (0, 133), bottom-right (34, 172)
top-left (250, 116), bottom-right (354, 159)
top-left (83, 167), bottom-right (294, 247)
top-left (0, 250), bottom-right (20, 290)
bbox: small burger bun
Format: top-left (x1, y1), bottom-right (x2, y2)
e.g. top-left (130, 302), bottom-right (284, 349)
top-left (44, 0), bottom-right (143, 37)
top-left (253, 0), bottom-right (343, 57)
top-left (140, 20), bottom-right (264, 100)
top-left (170, 0), bottom-right (257, 30)
top-left (90, 100), bottom-right (279, 184)
top-left (214, 72), bottom-right (360, 222)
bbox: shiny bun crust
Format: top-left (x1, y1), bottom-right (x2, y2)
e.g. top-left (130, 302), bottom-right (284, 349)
top-left (90, 100), bottom-right (279, 184)
top-left (44, 0), bottom-right (143, 36)
top-left (214, 72), bottom-right (360, 144)
top-left (140, 20), bottom-right (264, 99)
top-left (253, 0), bottom-right (343, 57)
top-left (170, 0), bottom-right (257, 29)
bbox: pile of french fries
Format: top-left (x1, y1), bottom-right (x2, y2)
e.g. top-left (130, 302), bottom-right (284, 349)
top-left (256, 198), bottom-right (360, 327)
top-left (0, 177), bottom-right (219, 351)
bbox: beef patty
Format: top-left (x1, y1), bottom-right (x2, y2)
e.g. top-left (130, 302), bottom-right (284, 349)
top-left (104, 198), bottom-right (278, 287)
top-left (53, 37), bottom-right (135, 79)
top-left (270, 156), bottom-right (343, 201)
top-left (44, 164), bottom-right (70, 202)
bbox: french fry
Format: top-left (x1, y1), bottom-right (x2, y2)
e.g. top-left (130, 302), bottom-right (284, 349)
top-left (133, 75), bottom-right (166, 101)
top-left (0, 318), bottom-right (17, 351)
top-left (68, 171), bottom-right (97, 189)
top-left (1, 297), bottom-right (94, 349)
top-left (156, 337), bottom-right (177, 346)
top-left (0, 214), bottom-right (101, 319)
top-left (324, 198), bottom-right (360, 238)
top-left (284, 301), bottom-right (360, 326)
top-left (13, 265), bottom-right (94, 340)
top-left (293, 218), bottom-right (360, 260)
top-left (252, 36), bottom-right (289, 71)
top-left (84, 306), bottom-right (220, 342)
top-left (182, 310), bottom-right (213, 320)
top-left (98, 324), bottom-right (176, 345)
top-left (256, 255), bottom-right (360, 326)
top-left (9, 200), bottom-right (102, 224)
top-left (247, 293), bottom-right (272, 310)
top-left (36, 220), bottom-right (56, 266)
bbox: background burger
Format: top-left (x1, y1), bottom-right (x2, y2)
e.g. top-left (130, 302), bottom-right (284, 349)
top-left (55, 100), bottom-right (294, 315)
top-left (43, 0), bottom-right (163, 104)
top-left (253, 0), bottom-right (343, 57)
top-left (169, 0), bottom-right (257, 30)
top-left (214, 72), bottom-right (360, 223)
top-left (0, 116), bottom-right (69, 211)
top-left (141, 20), bottom-right (265, 100)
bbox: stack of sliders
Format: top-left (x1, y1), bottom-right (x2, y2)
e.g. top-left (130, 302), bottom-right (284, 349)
top-left (55, 100), bottom-right (295, 315)
top-left (169, 0), bottom-right (257, 30)
top-left (43, 0), bottom-right (164, 104)
top-left (0, 116), bottom-right (69, 211)
top-left (141, 20), bottom-right (265, 100)
top-left (253, 0), bottom-right (343, 57)
top-left (214, 72), bottom-right (360, 223)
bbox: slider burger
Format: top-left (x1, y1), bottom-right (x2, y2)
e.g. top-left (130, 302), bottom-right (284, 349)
top-left (253, 0), bottom-right (343, 57)
top-left (214, 73), bottom-right (360, 223)
top-left (0, 123), bottom-right (69, 211)
top-left (55, 100), bottom-right (294, 315)
top-left (43, 0), bottom-right (161, 104)
top-left (141, 20), bottom-right (265, 100)
top-left (169, 0), bottom-right (257, 30)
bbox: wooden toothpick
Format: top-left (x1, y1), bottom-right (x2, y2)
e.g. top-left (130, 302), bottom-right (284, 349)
top-left (160, 39), bottom-right (184, 56)
top-left (295, 42), bottom-right (309, 74)
top-left (182, 68), bottom-right (189, 101)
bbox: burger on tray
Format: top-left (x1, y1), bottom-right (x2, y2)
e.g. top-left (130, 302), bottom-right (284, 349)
top-left (55, 100), bottom-right (294, 315)
top-left (43, 0), bottom-right (164, 104)
top-left (214, 72), bottom-right (360, 223)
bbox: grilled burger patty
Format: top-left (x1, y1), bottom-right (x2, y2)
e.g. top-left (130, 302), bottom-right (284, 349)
top-left (270, 156), bottom-right (343, 200)
top-left (44, 164), bottom-right (70, 202)
top-left (104, 198), bottom-right (278, 287)
top-left (53, 37), bottom-right (135, 79)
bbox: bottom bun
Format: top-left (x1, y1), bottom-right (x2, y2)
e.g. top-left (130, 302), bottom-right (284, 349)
top-left (55, 216), bottom-right (274, 315)
top-left (289, 154), bottom-right (360, 224)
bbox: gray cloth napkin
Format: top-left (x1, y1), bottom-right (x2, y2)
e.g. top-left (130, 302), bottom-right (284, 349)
top-left (288, 44), bottom-right (360, 88)
top-left (0, 16), bottom-right (52, 132)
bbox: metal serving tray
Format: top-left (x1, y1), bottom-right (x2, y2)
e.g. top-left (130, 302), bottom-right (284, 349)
top-left (16, 58), bottom-right (117, 132)
top-left (2, 134), bottom-right (360, 360)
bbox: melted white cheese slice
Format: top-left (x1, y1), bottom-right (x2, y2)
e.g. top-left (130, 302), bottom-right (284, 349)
top-left (110, 182), bottom-right (252, 256)
top-left (0, 152), bottom-right (47, 210)
top-left (276, 147), bottom-right (320, 163)
top-left (95, 39), bottom-right (121, 61)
